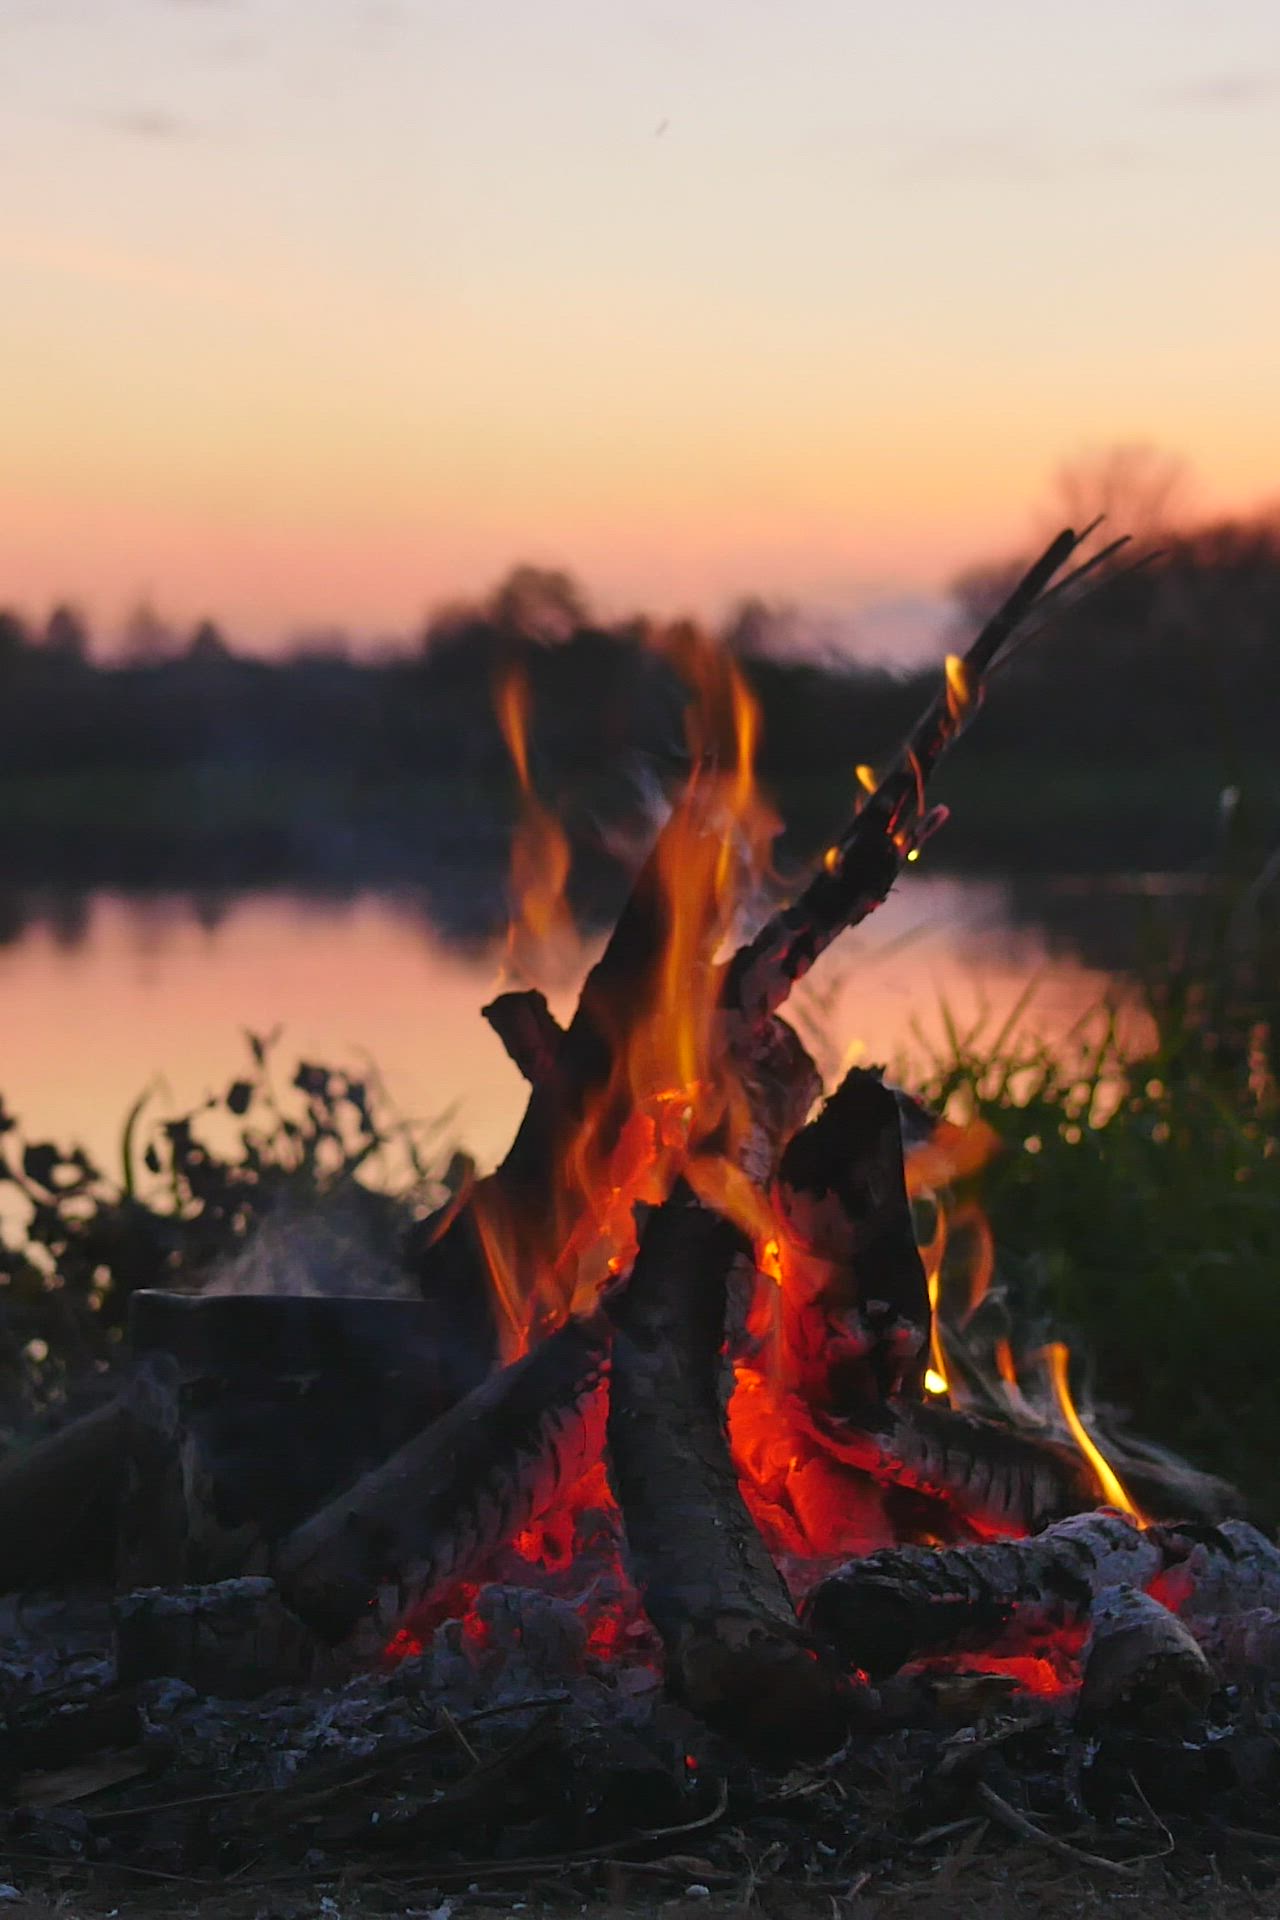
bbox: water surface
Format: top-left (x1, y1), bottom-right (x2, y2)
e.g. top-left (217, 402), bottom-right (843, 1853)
top-left (0, 876), bottom-right (1158, 1182)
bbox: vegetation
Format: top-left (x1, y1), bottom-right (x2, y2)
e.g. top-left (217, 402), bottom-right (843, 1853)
top-left (918, 835), bottom-right (1280, 1514)
top-left (3, 516), bottom-right (1280, 914)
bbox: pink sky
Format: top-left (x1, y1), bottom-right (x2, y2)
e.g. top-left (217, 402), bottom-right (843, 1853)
top-left (2, 0), bottom-right (1277, 657)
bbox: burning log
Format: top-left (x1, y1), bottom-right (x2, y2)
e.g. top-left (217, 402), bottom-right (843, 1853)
top-left (811, 1397), bottom-right (1237, 1538)
top-left (274, 1313), bottom-right (611, 1644)
top-left (1078, 1584), bottom-right (1213, 1729)
top-left (804, 1510), bottom-right (1271, 1682)
top-left (770, 1065), bottom-right (931, 1403)
top-left (607, 1181), bottom-right (850, 1757)
top-left (409, 529), bottom-right (1088, 1372)
top-left (803, 1509), bottom-right (1160, 1677)
top-left (721, 527), bottom-right (1085, 1026)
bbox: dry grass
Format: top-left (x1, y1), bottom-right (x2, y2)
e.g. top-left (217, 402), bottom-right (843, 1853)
top-left (3, 1849), bottom-right (1278, 1920)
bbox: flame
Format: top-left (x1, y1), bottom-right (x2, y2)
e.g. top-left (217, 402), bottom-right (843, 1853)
top-left (944, 653), bottom-right (974, 725)
top-left (1044, 1341), bottom-right (1146, 1524)
top-left (477, 628), bottom-right (779, 1355)
top-left (495, 664), bottom-right (577, 982)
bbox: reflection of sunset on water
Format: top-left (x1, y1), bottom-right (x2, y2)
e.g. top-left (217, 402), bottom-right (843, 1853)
top-left (0, 877), bottom-right (1148, 1181)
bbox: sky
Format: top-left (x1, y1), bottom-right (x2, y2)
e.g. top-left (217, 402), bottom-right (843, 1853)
top-left (2, 0), bottom-right (1278, 658)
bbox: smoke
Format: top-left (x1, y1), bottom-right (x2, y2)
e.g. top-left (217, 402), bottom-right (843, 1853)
top-left (205, 1199), bottom-right (417, 1299)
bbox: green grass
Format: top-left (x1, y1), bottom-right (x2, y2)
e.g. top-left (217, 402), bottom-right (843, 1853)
top-left (913, 889), bottom-right (1280, 1513)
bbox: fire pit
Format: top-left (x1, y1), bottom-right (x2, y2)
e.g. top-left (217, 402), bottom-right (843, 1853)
top-left (3, 525), bottom-right (1279, 1902)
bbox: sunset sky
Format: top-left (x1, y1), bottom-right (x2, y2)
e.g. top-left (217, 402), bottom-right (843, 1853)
top-left (3, 0), bottom-right (1278, 656)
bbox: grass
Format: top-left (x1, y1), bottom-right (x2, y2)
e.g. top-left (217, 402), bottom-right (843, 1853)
top-left (913, 864), bottom-right (1280, 1514)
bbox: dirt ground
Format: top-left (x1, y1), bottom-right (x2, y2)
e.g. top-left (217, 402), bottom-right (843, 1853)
top-left (2, 1850), bottom-right (1279, 1920)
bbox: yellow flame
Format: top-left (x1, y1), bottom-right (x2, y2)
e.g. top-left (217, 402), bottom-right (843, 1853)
top-left (855, 763), bottom-right (877, 793)
top-left (494, 665), bottom-right (577, 980)
top-left (944, 653), bottom-right (973, 724)
top-left (1044, 1341), bottom-right (1146, 1524)
top-left (924, 1367), bottom-right (948, 1396)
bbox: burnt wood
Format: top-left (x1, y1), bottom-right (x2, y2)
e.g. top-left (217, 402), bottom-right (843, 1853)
top-left (803, 1509), bottom-right (1161, 1677)
top-left (607, 1181), bottom-right (850, 1757)
top-left (811, 1397), bottom-right (1237, 1537)
top-left (481, 988), bottom-right (566, 1087)
top-left (722, 527), bottom-right (1083, 1025)
top-left (1078, 1583), bottom-right (1213, 1729)
top-left (772, 1066), bottom-right (930, 1403)
top-left (274, 1312), bottom-right (612, 1644)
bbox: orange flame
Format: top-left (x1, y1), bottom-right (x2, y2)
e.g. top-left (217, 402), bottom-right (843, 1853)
top-left (478, 630), bottom-right (779, 1356)
top-left (944, 653), bottom-right (974, 725)
top-left (495, 664), bottom-right (577, 983)
top-left (1044, 1341), bottom-right (1146, 1524)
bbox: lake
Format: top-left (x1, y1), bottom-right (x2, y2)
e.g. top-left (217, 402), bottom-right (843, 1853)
top-left (0, 873), bottom-right (1180, 1185)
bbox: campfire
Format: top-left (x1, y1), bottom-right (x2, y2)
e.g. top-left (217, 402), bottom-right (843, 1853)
top-left (4, 524), bottom-right (1280, 1897)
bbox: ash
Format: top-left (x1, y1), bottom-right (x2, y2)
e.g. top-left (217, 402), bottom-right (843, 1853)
top-left (6, 1578), bottom-right (1280, 1905)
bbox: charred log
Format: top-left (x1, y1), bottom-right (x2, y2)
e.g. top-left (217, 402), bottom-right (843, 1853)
top-left (607, 1182), bottom-right (850, 1758)
top-left (114, 1576), bottom-right (326, 1699)
top-left (482, 989), bottom-right (566, 1087)
top-left (722, 527), bottom-right (1085, 1026)
top-left (805, 1510), bottom-right (1271, 1682)
top-left (1078, 1584), bottom-right (1213, 1730)
top-left (811, 1397), bottom-right (1237, 1537)
top-left (274, 1313), bottom-right (611, 1644)
top-left (804, 1509), bottom-right (1160, 1677)
top-left (771, 1065), bottom-right (930, 1403)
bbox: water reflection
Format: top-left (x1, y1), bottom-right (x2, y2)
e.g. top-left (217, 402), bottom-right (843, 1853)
top-left (0, 877), bottom-right (1152, 1180)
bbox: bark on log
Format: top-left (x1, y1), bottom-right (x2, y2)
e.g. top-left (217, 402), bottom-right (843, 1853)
top-left (803, 1509), bottom-right (1160, 1677)
top-left (0, 1397), bottom-right (129, 1593)
top-left (771, 1066), bottom-right (930, 1403)
top-left (607, 1181), bottom-right (851, 1757)
top-left (1078, 1584), bottom-right (1213, 1730)
top-left (811, 1398), bottom-right (1237, 1537)
top-left (805, 1511), bottom-right (1272, 1682)
top-left (274, 1313), bottom-right (611, 1644)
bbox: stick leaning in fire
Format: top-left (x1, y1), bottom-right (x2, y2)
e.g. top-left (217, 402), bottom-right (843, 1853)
top-left (409, 525), bottom-right (1094, 1382)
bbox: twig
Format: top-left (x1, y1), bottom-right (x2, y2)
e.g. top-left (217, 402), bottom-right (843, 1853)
top-left (723, 525), bottom-right (1087, 1023)
top-left (975, 1782), bottom-right (1144, 1880)
top-left (439, 1703), bottom-right (481, 1768)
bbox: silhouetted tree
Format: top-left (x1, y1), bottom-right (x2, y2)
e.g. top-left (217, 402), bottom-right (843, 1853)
top-left (122, 600), bottom-right (177, 665)
top-left (185, 619), bottom-right (233, 666)
top-left (42, 603), bottom-right (91, 669)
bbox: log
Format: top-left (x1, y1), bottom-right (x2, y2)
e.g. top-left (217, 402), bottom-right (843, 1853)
top-left (274, 1312), bottom-right (611, 1644)
top-left (0, 1397), bottom-right (129, 1593)
top-left (114, 1576), bottom-right (326, 1698)
top-left (803, 1509), bottom-right (1161, 1677)
top-left (721, 527), bottom-right (1085, 1025)
top-left (1078, 1584), bottom-right (1213, 1730)
top-left (482, 988), bottom-right (566, 1087)
top-left (810, 1398), bottom-right (1238, 1537)
top-left (805, 1511), bottom-right (1271, 1682)
top-left (607, 1181), bottom-right (850, 1757)
top-left (770, 1066), bottom-right (931, 1403)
